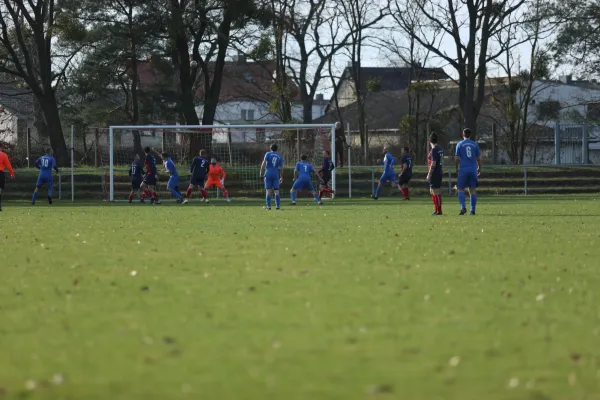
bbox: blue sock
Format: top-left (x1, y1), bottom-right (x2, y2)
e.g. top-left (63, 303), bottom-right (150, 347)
top-left (470, 194), bottom-right (477, 212)
top-left (458, 191), bottom-right (466, 209)
top-left (170, 188), bottom-right (181, 199)
top-left (32, 191), bottom-right (38, 204)
top-left (275, 194), bottom-right (280, 208)
top-left (375, 185), bottom-right (382, 198)
top-left (313, 193), bottom-right (320, 203)
top-left (291, 191), bottom-right (296, 202)
top-left (266, 195), bottom-right (271, 208)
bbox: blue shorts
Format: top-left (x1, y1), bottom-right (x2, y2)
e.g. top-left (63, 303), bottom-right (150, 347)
top-left (292, 178), bottom-right (314, 191)
top-left (264, 174), bottom-right (280, 190)
top-left (379, 171), bottom-right (396, 183)
top-left (36, 176), bottom-right (52, 188)
top-left (457, 170), bottom-right (478, 189)
top-left (167, 176), bottom-right (179, 189)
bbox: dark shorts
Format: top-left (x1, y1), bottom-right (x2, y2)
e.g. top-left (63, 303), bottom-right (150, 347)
top-left (143, 174), bottom-right (157, 186)
top-left (131, 179), bottom-right (141, 190)
top-left (319, 173), bottom-right (331, 186)
top-left (429, 173), bottom-right (443, 189)
top-left (398, 174), bottom-right (411, 186)
top-left (0, 172), bottom-right (4, 189)
top-left (190, 175), bottom-right (206, 186)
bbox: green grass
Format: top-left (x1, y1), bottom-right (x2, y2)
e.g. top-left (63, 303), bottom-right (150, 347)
top-left (1, 196), bottom-right (600, 399)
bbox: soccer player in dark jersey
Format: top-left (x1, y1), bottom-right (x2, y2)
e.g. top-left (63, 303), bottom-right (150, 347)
top-left (290, 154), bottom-right (322, 205)
top-left (183, 149), bottom-right (210, 204)
top-left (455, 128), bottom-right (482, 215)
top-left (398, 147), bottom-right (413, 200)
top-left (128, 154), bottom-right (144, 203)
top-left (32, 148), bottom-right (59, 205)
top-left (260, 143), bottom-right (284, 210)
top-left (140, 146), bottom-right (159, 204)
top-left (318, 150), bottom-right (335, 200)
top-left (427, 133), bottom-right (444, 215)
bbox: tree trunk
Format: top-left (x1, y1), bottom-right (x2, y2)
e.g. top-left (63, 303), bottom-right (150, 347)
top-left (302, 97), bottom-right (313, 124)
top-left (41, 96), bottom-right (68, 165)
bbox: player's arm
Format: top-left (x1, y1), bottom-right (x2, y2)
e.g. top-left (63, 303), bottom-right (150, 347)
top-left (221, 167), bottom-right (226, 181)
top-left (454, 143), bottom-right (460, 174)
top-left (4, 154), bottom-right (14, 178)
top-left (259, 159), bottom-right (266, 177)
top-left (400, 162), bottom-right (407, 176)
top-left (53, 159), bottom-right (59, 173)
top-left (34, 158), bottom-right (41, 170)
top-left (427, 153), bottom-right (436, 181)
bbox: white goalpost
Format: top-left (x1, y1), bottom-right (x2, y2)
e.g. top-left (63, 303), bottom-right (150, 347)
top-left (107, 124), bottom-right (336, 202)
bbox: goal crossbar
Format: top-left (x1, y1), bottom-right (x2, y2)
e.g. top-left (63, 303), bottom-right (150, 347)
top-left (108, 123), bottom-right (337, 201)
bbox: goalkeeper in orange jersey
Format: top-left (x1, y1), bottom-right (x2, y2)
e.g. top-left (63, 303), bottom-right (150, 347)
top-left (204, 158), bottom-right (231, 202)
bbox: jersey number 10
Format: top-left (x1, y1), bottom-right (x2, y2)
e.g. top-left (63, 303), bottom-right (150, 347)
top-left (41, 159), bottom-right (49, 168)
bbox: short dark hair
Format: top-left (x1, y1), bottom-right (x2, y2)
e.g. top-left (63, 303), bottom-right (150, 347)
top-left (144, 146), bottom-right (151, 154)
top-left (429, 133), bottom-right (438, 144)
top-left (270, 144), bottom-right (278, 152)
top-left (462, 128), bottom-right (472, 138)
top-left (402, 146), bottom-right (410, 153)
top-left (301, 154), bottom-right (308, 161)
top-left (199, 149), bottom-right (207, 156)
top-left (161, 152), bottom-right (169, 158)
top-left (46, 147), bottom-right (52, 154)
top-left (324, 150), bottom-right (331, 156)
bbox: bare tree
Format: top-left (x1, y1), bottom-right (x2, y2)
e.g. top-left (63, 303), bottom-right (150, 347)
top-left (0, 0), bottom-right (73, 164)
top-left (283, 0), bottom-right (389, 123)
top-left (393, 0), bottom-right (528, 137)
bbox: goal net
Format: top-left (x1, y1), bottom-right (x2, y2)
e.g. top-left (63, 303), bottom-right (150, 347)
top-left (104, 124), bottom-right (336, 201)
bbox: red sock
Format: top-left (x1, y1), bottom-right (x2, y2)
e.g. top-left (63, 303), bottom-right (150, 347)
top-left (141, 190), bottom-right (148, 199)
top-left (200, 189), bottom-right (207, 199)
top-left (186, 188), bottom-right (193, 198)
top-left (431, 194), bottom-right (437, 211)
top-left (318, 190), bottom-right (323, 199)
top-left (325, 187), bottom-right (334, 194)
top-left (128, 194), bottom-right (133, 203)
top-left (405, 188), bottom-right (409, 199)
top-left (223, 189), bottom-right (229, 198)
top-left (437, 194), bottom-right (442, 214)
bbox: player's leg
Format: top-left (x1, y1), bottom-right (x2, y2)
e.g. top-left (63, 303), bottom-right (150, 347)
top-left (272, 176), bottom-right (281, 209)
top-left (47, 177), bottom-right (54, 204)
top-left (468, 172), bottom-right (478, 215)
top-left (184, 178), bottom-right (196, 203)
top-left (220, 183), bottom-right (230, 202)
top-left (200, 178), bottom-right (209, 202)
top-left (373, 174), bottom-right (387, 199)
top-left (265, 176), bottom-right (273, 209)
top-left (32, 177), bottom-right (44, 205)
top-left (290, 180), bottom-right (300, 204)
top-left (308, 182), bottom-right (321, 204)
top-left (457, 172), bottom-right (467, 215)
top-left (167, 177), bottom-right (182, 202)
top-left (0, 173), bottom-right (4, 210)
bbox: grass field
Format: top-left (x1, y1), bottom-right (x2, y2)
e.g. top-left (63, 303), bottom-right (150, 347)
top-left (1, 196), bottom-right (600, 400)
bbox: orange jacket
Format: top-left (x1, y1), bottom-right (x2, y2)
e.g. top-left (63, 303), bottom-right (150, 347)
top-left (0, 151), bottom-right (14, 178)
top-left (207, 164), bottom-right (226, 181)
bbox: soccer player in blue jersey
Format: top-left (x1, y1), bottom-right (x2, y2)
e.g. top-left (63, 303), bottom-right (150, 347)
top-left (455, 128), bottom-right (482, 215)
top-left (290, 154), bottom-right (322, 205)
top-left (427, 133), bottom-right (444, 215)
top-left (32, 148), bottom-right (59, 205)
top-left (259, 143), bottom-right (284, 210)
top-left (183, 149), bottom-right (210, 204)
top-left (140, 146), bottom-right (159, 204)
top-left (318, 150), bottom-right (335, 200)
top-left (162, 152), bottom-right (183, 203)
top-left (398, 147), bottom-right (413, 200)
top-left (372, 146), bottom-right (399, 200)
top-left (128, 154), bottom-right (144, 203)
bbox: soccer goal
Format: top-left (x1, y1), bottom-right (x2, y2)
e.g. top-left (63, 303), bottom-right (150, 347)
top-left (106, 124), bottom-right (336, 201)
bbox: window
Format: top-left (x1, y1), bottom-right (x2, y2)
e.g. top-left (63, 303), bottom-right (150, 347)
top-left (538, 100), bottom-right (561, 120)
top-left (241, 109), bottom-right (255, 121)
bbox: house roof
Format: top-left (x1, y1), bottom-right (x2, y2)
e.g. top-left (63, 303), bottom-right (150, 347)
top-left (136, 59), bottom-right (300, 103)
top-left (351, 66), bottom-right (449, 92)
top-left (315, 87), bottom-right (461, 130)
